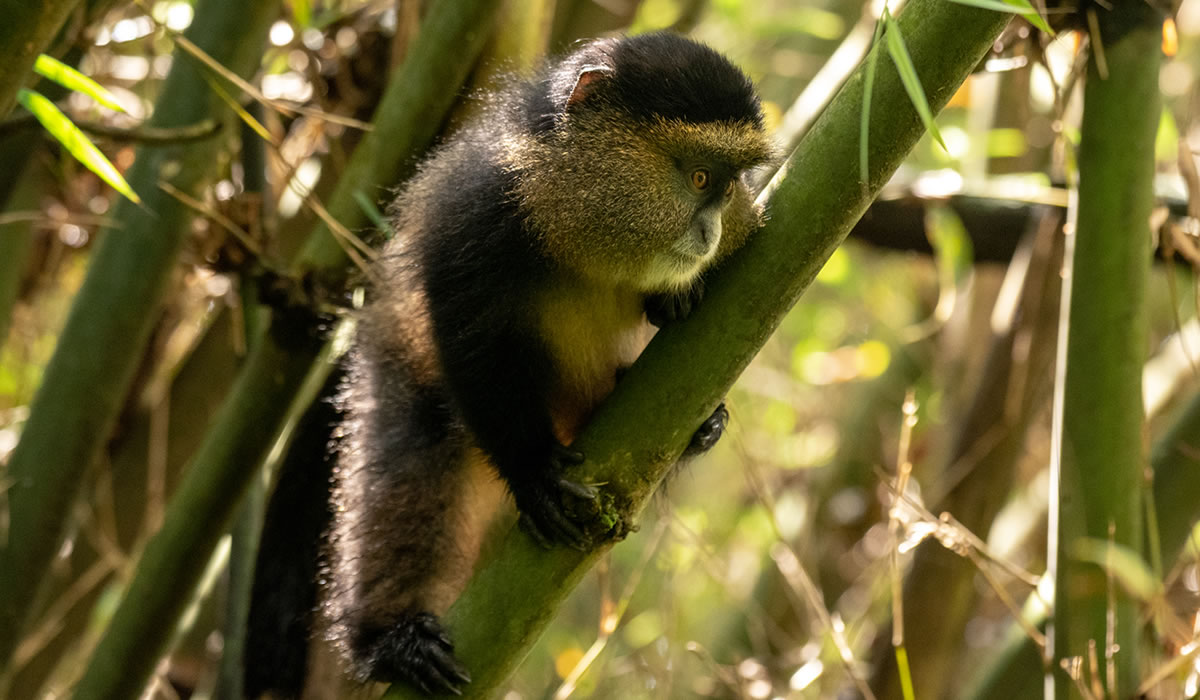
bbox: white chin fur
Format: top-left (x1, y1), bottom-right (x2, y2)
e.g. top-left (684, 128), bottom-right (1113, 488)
top-left (641, 251), bottom-right (709, 292)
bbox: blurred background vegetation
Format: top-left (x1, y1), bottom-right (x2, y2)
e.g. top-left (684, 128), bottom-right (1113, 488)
top-left (0, 0), bottom-right (1197, 698)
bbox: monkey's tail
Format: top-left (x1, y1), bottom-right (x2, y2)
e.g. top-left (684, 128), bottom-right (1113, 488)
top-left (243, 364), bottom-right (345, 699)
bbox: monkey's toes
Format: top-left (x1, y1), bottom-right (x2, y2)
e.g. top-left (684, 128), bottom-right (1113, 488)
top-left (684, 402), bottom-right (728, 456)
top-left (373, 612), bottom-right (471, 696)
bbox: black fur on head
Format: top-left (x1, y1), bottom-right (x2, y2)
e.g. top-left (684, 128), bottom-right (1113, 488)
top-left (521, 32), bottom-right (763, 133)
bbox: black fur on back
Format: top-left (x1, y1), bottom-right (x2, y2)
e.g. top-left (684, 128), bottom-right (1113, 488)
top-left (386, 131), bottom-right (561, 485)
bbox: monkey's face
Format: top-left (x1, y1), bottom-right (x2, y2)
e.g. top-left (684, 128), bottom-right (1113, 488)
top-left (510, 111), bottom-right (773, 293)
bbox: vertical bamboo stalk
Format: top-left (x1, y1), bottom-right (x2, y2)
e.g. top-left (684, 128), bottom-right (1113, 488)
top-left (212, 101), bottom-right (270, 700)
top-left (1049, 8), bottom-right (1161, 697)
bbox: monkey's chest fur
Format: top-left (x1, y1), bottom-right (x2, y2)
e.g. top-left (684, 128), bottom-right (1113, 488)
top-left (536, 277), bottom-right (655, 444)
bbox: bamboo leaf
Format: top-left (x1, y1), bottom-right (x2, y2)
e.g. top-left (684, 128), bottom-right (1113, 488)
top-left (33, 54), bottom-right (127, 112)
top-left (1072, 538), bottom-right (1161, 603)
top-left (884, 9), bottom-right (947, 152)
top-left (860, 11), bottom-right (887, 185)
top-left (353, 190), bottom-right (394, 240)
top-left (17, 88), bottom-right (141, 204)
top-left (292, 0), bottom-right (311, 27)
top-left (946, 0), bottom-right (1053, 35)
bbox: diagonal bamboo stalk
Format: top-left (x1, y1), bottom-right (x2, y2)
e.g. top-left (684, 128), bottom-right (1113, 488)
top-left (0, 0), bottom-right (84, 119)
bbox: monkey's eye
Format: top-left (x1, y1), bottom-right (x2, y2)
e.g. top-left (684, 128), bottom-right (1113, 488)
top-left (724, 180), bottom-right (735, 198)
top-left (690, 168), bottom-right (711, 191)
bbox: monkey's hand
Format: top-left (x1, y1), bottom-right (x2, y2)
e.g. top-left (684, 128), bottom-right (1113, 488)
top-left (644, 279), bottom-right (704, 328)
top-left (682, 402), bottom-right (729, 457)
top-left (512, 444), bottom-right (629, 550)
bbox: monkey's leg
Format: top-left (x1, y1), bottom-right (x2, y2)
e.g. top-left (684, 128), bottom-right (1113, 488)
top-left (327, 439), bottom-right (484, 694)
top-left (328, 347), bottom-right (509, 694)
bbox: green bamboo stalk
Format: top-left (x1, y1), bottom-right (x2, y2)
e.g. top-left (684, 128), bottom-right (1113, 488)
top-left (0, 0), bottom-right (277, 670)
top-left (382, 0), bottom-right (1011, 695)
top-left (965, 381), bottom-right (1200, 700)
top-left (293, 0), bottom-right (504, 277)
top-left (213, 101), bottom-right (270, 700)
top-left (0, 0), bottom-right (84, 119)
top-left (1050, 8), bottom-right (1161, 697)
top-left (61, 1), bottom-right (503, 697)
top-left (70, 323), bottom-right (326, 700)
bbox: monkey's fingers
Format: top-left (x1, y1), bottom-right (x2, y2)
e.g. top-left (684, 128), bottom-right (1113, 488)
top-left (417, 614), bottom-right (455, 649)
top-left (514, 473), bottom-right (605, 551)
top-left (517, 512), bottom-right (555, 549)
top-left (518, 503), bottom-right (590, 551)
top-left (420, 643), bottom-right (472, 695)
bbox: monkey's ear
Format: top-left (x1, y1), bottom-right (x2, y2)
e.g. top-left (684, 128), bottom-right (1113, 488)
top-left (566, 65), bottom-right (612, 109)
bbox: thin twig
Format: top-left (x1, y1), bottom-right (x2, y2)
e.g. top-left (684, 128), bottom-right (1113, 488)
top-left (157, 182), bottom-right (264, 257)
top-left (554, 520), bottom-right (668, 699)
top-left (11, 558), bottom-right (116, 669)
top-left (132, 0), bottom-right (372, 132)
top-left (0, 111), bottom-right (221, 143)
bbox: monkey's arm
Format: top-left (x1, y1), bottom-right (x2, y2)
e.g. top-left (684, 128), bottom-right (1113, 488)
top-left (428, 283), bottom-right (609, 549)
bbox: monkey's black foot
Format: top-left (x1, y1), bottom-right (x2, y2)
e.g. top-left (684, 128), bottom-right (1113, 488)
top-left (683, 402), bottom-right (728, 457)
top-left (366, 613), bottom-right (471, 696)
top-left (644, 280), bottom-right (704, 328)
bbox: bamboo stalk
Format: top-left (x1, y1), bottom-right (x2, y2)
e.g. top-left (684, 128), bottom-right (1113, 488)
top-left (0, 0), bottom-right (83, 118)
top-left (69, 324), bottom-right (325, 700)
top-left (1049, 7), bottom-right (1161, 696)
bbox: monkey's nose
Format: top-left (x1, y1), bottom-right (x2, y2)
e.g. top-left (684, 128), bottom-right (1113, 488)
top-left (696, 214), bottom-right (720, 255)
top-left (700, 216), bottom-right (722, 248)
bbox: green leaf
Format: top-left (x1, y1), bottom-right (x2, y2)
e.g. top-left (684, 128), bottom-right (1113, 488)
top-left (353, 190), bottom-right (394, 240)
top-left (884, 9), bottom-right (947, 152)
top-left (927, 205), bottom-right (974, 286)
top-left (945, 0), bottom-right (1054, 36)
top-left (292, 0), bottom-right (312, 27)
top-left (1072, 538), bottom-right (1161, 603)
top-left (860, 12), bottom-right (887, 186)
top-left (17, 89), bottom-right (141, 205)
top-left (33, 54), bottom-right (126, 113)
